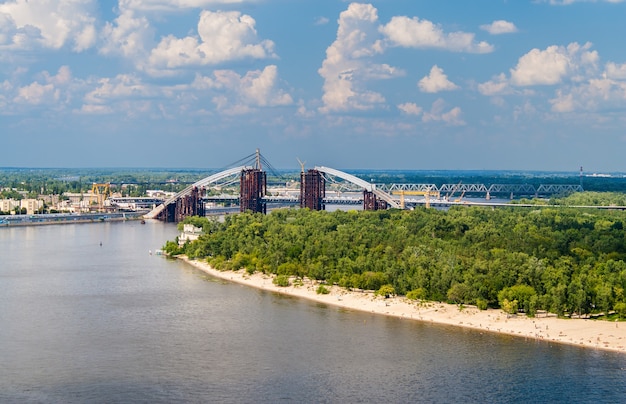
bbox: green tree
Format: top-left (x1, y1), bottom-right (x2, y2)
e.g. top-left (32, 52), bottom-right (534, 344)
top-left (376, 284), bottom-right (396, 298)
top-left (498, 285), bottom-right (537, 316)
top-left (273, 275), bottom-right (290, 287)
top-left (615, 302), bottom-right (626, 319)
top-left (501, 299), bottom-right (519, 316)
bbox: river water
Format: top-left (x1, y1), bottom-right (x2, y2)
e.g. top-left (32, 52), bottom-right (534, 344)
top-left (1, 221), bottom-right (626, 403)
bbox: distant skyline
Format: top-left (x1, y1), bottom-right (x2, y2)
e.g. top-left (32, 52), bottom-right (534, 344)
top-left (1, 1), bottom-right (626, 172)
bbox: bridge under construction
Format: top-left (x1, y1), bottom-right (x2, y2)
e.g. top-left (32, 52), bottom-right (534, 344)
top-left (144, 150), bottom-right (585, 222)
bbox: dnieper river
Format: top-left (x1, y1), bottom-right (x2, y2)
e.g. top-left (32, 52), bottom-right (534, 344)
top-left (1, 221), bottom-right (625, 403)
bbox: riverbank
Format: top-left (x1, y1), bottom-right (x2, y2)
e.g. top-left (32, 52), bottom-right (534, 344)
top-left (0, 212), bottom-right (144, 227)
top-left (180, 256), bottom-right (626, 354)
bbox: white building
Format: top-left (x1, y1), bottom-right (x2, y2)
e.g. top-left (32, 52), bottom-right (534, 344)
top-left (61, 192), bottom-right (100, 212)
top-left (147, 190), bottom-right (176, 199)
top-left (178, 224), bottom-right (203, 246)
top-left (0, 198), bottom-right (43, 214)
top-left (20, 199), bottom-right (43, 215)
top-left (0, 199), bottom-right (18, 213)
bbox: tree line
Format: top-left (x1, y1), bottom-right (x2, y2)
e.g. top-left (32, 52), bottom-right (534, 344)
top-left (165, 202), bottom-right (626, 319)
top-left (0, 168), bottom-right (207, 198)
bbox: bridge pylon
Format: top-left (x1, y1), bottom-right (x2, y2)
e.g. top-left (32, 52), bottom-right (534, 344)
top-left (240, 168), bottom-right (266, 214)
top-left (159, 186), bottom-right (205, 222)
top-left (300, 169), bottom-right (325, 210)
top-left (363, 190), bottom-right (388, 211)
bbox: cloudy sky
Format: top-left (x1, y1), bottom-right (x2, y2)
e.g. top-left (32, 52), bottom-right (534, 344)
top-left (2, 0), bottom-right (626, 171)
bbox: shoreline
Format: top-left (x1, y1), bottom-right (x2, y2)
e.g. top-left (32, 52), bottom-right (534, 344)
top-left (179, 256), bottom-right (626, 354)
top-left (0, 212), bottom-right (145, 227)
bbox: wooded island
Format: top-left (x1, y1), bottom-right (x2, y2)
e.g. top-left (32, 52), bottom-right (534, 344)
top-left (165, 192), bottom-right (626, 319)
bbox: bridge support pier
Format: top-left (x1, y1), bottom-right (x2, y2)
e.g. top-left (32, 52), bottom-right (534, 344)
top-left (300, 169), bottom-right (325, 211)
top-left (363, 191), bottom-right (388, 211)
top-left (157, 186), bottom-right (205, 222)
top-left (240, 168), bottom-right (266, 214)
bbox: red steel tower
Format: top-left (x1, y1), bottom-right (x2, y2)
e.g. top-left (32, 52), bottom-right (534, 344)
top-left (300, 169), bottom-right (325, 211)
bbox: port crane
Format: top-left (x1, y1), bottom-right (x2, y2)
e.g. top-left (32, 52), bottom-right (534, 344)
top-left (91, 183), bottom-right (111, 212)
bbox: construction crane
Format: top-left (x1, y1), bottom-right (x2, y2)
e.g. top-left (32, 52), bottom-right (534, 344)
top-left (446, 181), bottom-right (462, 202)
top-left (454, 190), bottom-right (466, 203)
top-left (391, 190), bottom-right (440, 209)
top-left (297, 158), bottom-right (306, 173)
top-left (91, 183), bottom-right (110, 211)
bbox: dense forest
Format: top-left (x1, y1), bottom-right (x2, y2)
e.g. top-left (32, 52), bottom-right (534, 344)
top-left (165, 202), bottom-right (626, 319)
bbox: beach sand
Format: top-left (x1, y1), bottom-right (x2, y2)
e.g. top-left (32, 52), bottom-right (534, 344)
top-left (180, 256), bottom-right (626, 354)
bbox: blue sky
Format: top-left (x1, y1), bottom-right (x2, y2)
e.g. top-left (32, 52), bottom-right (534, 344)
top-left (1, 0), bottom-right (626, 172)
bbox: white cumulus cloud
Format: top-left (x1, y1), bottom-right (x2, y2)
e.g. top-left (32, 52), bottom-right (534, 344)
top-left (510, 42), bottom-right (598, 86)
top-left (318, 3), bottom-right (394, 113)
top-left (478, 40), bottom-right (626, 116)
top-left (0, 0), bottom-right (97, 51)
top-left (100, 9), bottom-right (154, 64)
top-left (480, 20), bottom-right (518, 35)
top-left (12, 66), bottom-right (73, 106)
top-left (192, 65), bottom-right (293, 114)
top-left (479, 42), bottom-right (601, 100)
top-left (14, 82), bottom-right (58, 105)
top-left (147, 10), bottom-right (275, 73)
top-left (478, 73), bottom-right (512, 96)
top-left (419, 65), bottom-right (459, 93)
top-left (605, 62), bottom-right (626, 79)
top-left (422, 99), bottom-right (465, 125)
top-left (550, 77), bottom-right (626, 112)
top-left (84, 74), bottom-right (153, 105)
top-left (319, 3), bottom-right (490, 113)
top-left (397, 102), bottom-right (422, 116)
top-left (380, 15), bottom-right (493, 53)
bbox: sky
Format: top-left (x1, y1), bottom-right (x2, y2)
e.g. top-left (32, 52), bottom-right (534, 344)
top-left (1, 0), bottom-right (626, 172)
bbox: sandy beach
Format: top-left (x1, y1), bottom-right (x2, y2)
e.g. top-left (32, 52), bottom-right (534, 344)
top-left (180, 256), bottom-right (626, 354)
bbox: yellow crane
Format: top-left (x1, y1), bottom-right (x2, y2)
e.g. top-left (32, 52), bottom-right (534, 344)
top-left (454, 190), bottom-right (466, 203)
top-left (91, 183), bottom-right (111, 211)
top-left (391, 190), bottom-right (440, 209)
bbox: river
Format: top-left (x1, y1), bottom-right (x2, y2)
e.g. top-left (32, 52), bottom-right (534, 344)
top-left (1, 221), bottom-right (625, 403)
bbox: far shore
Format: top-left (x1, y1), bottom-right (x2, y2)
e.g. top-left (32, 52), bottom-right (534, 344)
top-left (179, 256), bottom-right (626, 354)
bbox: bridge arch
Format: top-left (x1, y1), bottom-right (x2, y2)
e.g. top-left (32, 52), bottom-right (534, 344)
top-left (145, 163), bottom-right (405, 221)
top-left (144, 165), bottom-right (251, 219)
top-left (315, 166), bottom-right (400, 209)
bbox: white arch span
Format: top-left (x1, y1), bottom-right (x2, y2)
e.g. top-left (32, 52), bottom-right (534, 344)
top-left (144, 165), bottom-right (251, 219)
top-left (315, 166), bottom-right (400, 209)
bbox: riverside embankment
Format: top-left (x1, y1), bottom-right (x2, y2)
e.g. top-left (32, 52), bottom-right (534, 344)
top-left (0, 212), bottom-right (144, 227)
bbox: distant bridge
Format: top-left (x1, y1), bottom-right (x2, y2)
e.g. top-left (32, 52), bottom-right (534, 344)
top-left (144, 150), bottom-right (584, 222)
top-left (376, 183), bottom-right (583, 199)
top-left (144, 151), bottom-right (402, 221)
